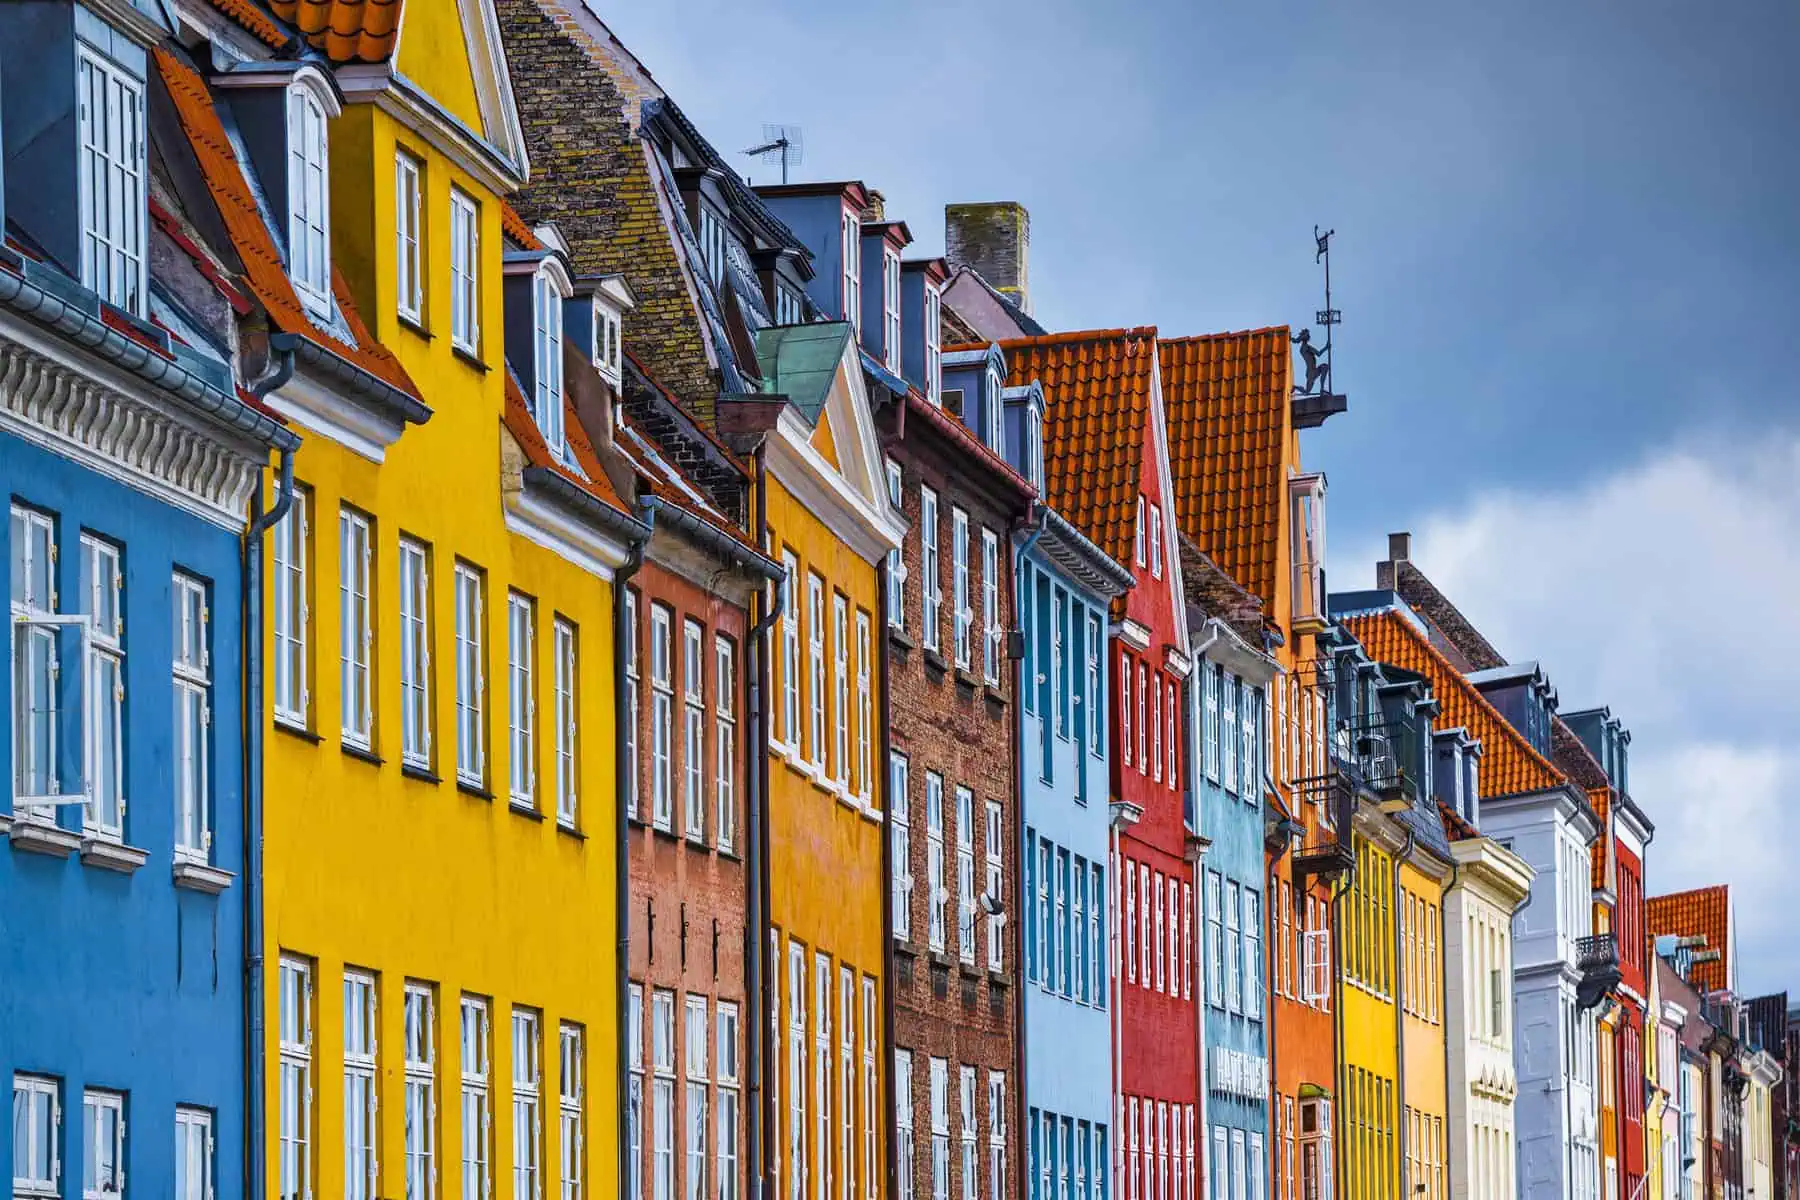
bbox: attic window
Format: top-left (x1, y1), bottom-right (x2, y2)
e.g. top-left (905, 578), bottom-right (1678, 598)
top-left (593, 299), bottom-right (622, 388)
top-left (699, 206), bottom-right (727, 287)
top-left (774, 285), bottom-right (803, 327)
top-left (287, 79), bottom-right (334, 314)
top-left (883, 250), bottom-right (902, 373)
top-left (533, 265), bottom-right (566, 451)
top-left (1289, 473), bottom-right (1328, 632)
top-left (840, 209), bottom-right (861, 330)
top-left (985, 364), bottom-right (1004, 449)
top-left (924, 284), bottom-right (942, 405)
top-left (75, 47), bottom-right (147, 315)
top-left (1026, 410), bottom-right (1043, 493)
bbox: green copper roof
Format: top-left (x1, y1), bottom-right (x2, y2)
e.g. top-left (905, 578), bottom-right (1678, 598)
top-left (751, 322), bottom-right (852, 425)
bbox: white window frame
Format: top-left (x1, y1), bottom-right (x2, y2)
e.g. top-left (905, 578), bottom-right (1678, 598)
top-left (956, 786), bottom-right (977, 964)
top-left (75, 46), bottom-right (147, 314)
top-left (81, 1087), bottom-right (125, 1200)
top-left (862, 980), bottom-right (878, 1200)
top-left (780, 554), bottom-right (800, 753)
top-left (399, 538), bottom-right (432, 770)
top-left (926, 772), bottom-right (947, 952)
top-left (985, 801), bottom-right (1004, 972)
top-left (883, 249), bottom-right (903, 373)
top-left (884, 460), bottom-right (906, 630)
top-left (280, 957), bottom-right (315, 1200)
top-left (895, 1051), bottom-right (916, 1200)
top-left (952, 510), bottom-right (971, 669)
top-left (1147, 504), bottom-right (1162, 579)
top-left (339, 509), bottom-right (374, 749)
top-left (14, 1073), bottom-right (61, 1199)
top-left (176, 1106), bottom-right (214, 1200)
top-left (986, 1073), bottom-right (1005, 1200)
top-left (629, 985), bottom-right (645, 1200)
top-left (559, 1024), bottom-right (584, 1200)
top-left (651, 603), bottom-right (674, 829)
top-left (838, 969), bottom-right (854, 1200)
top-left (1244, 889), bottom-right (1262, 1021)
top-left (715, 636), bottom-right (737, 852)
top-left (554, 619), bottom-right (579, 828)
top-left (813, 956), bottom-right (832, 1200)
top-left (833, 595), bottom-right (849, 788)
top-left (396, 150), bottom-right (424, 323)
top-left (344, 970), bottom-right (379, 1200)
top-left (173, 572), bottom-right (212, 862)
top-left (450, 188), bottom-right (481, 354)
top-left (787, 946), bottom-right (806, 1200)
top-left (959, 1067), bottom-right (977, 1200)
top-left (1288, 474), bottom-right (1328, 629)
top-left (924, 286), bottom-right (942, 406)
top-left (533, 267), bottom-right (566, 452)
top-left (462, 997), bottom-right (493, 1200)
top-left (287, 81), bottom-right (333, 313)
top-left (891, 754), bottom-right (912, 941)
top-left (855, 614), bottom-right (872, 804)
top-left (685, 994), bottom-right (711, 1200)
top-left (841, 210), bottom-right (861, 330)
top-left (984, 365), bottom-right (1003, 450)
top-left (81, 536), bottom-right (124, 842)
top-left (920, 489), bottom-right (941, 652)
top-left (807, 574), bottom-right (826, 772)
top-left (455, 563), bottom-right (487, 787)
top-left (514, 1009), bottom-right (543, 1200)
top-left (684, 617), bottom-right (706, 839)
top-left (929, 1059), bottom-right (950, 1200)
top-left (717, 1005), bottom-right (741, 1200)
top-left (980, 530), bottom-right (1000, 685)
top-left (273, 491), bottom-right (310, 727)
top-left (508, 593), bottom-right (537, 809)
top-left (10, 507), bottom-right (82, 818)
top-left (404, 984), bottom-right (437, 1200)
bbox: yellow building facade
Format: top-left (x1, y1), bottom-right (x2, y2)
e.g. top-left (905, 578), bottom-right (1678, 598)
top-left (257, 8), bottom-right (635, 1199)
top-left (1398, 856), bottom-right (1451, 1200)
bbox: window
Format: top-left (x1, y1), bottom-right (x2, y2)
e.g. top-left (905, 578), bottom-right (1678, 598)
top-left (775, 286), bottom-right (803, 327)
top-left (717, 1005), bottom-right (741, 1200)
top-left (279, 958), bottom-right (315, 1200)
top-left (927, 773), bottom-right (947, 952)
top-left (534, 268), bottom-right (566, 451)
top-left (1147, 505), bottom-right (1162, 579)
top-left (1244, 890), bottom-right (1262, 1021)
top-left (273, 490), bottom-right (310, 726)
top-left (1120, 653), bottom-right (1132, 769)
top-left (10, 508), bottom-right (75, 817)
top-left (896, 1052), bottom-right (916, 1200)
top-left (81, 1088), bottom-right (124, 1200)
top-left (715, 637), bottom-right (738, 851)
top-left (956, 787), bottom-right (977, 964)
top-left (345, 971), bottom-right (379, 1200)
top-left (884, 250), bottom-right (903, 372)
top-left (855, 614), bottom-right (873, 803)
top-left (1221, 676), bottom-right (1238, 795)
top-left (554, 620), bottom-right (579, 827)
top-left (884, 461), bottom-right (906, 629)
top-left (509, 594), bottom-right (537, 808)
top-left (808, 574), bottom-right (826, 771)
top-left (455, 564), bottom-right (487, 787)
top-left (339, 509), bottom-right (374, 748)
top-left (1073, 860), bottom-right (1088, 1003)
top-left (593, 303), bottom-right (622, 385)
top-left (787, 947), bottom-right (805, 1200)
top-left (952, 510), bottom-right (971, 668)
top-left (75, 47), bottom-right (146, 313)
top-left (451, 189), bottom-right (481, 353)
top-left (833, 596), bottom-right (850, 788)
top-left (924, 286), bottom-right (942, 406)
top-left (838, 971), bottom-right (854, 1200)
top-left (841, 211), bottom-right (861, 329)
top-left (1288, 475), bottom-right (1327, 629)
top-left (1125, 861), bottom-right (1136, 986)
top-left (13, 1074), bottom-right (59, 1199)
top-left (1152, 679), bottom-right (1162, 782)
top-left (1135, 498), bottom-right (1147, 567)
top-left (1136, 666), bottom-right (1147, 771)
top-left (891, 755), bottom-right (912, 940)
top-left (629, 986), bottom-right (644, 1200)
top-left (176, 1107), bottom-right (213, 1200)
top-left (980, 530), bottom-right (1000, 685)
top-left (1087, 616), bottom-right (1103, 755)
top-left (560, 1025), bottom-right (584, 1200)
top-left (930, 1060), bottom-right (950, 1200)
top-left (780, 554), bottom-right (800, 752)
top-left (685, 996), bottom-right (710, 1200)
top-left (81, 538), bottom-right (123, 841)
top-left (404, 985), bottom-right (437, 1200)
top-left (462, 998), bottom-right (493, 1200)
top-left (984, 365), bottom-right (1004, 450)
top-left (652, 990), bottom-right (676, 1200)
top-left (1052, 591), bottom-right (1067, 740)
top-left (684, 619), bottom-right (706, 839)
top-left (699, 207), bottom-right (728, 287)
top-left (651, 604), bottom-right (673, 829)
top-left (921, 489), bottom-right (941, 651)
top-left (987, 1074), bottom-right (1006, 1200)
top-left (400, 539), bottom-right (433, 769)
top-left (985, 801), bottom-right (1004, 971)
top-left (1091, 865), bottom-right (1106, 1008)
top-left (396, 151), bottom-right (424, 322)
top-left (959, 1069), bottom-right (977, 1200)
top-left (287, 82), bottom-right (332, 308)
top-left (512, 1009), bottom-right (542, 1200)
top-left (1205, 874), bottom-right (1223, 1008)
top-left (814, 958), bottom-right (832, 1200)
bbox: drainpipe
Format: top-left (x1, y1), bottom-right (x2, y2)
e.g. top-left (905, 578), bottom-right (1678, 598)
top-left (1394, 829), bottom-right (1416, 1199)
top-left (749, 445), bottom-right (778, 1200)
top-left (1443, 857), bottom-right (1460, 1187)
top-left (616, 502), bottom-right (652, 1200)
top-left (242, 345), bottom-right (295, 1200)
top-left (879, 544), bottom-right (899, 1200)
top-left (1011, 508), bottom-right (1044, 1198)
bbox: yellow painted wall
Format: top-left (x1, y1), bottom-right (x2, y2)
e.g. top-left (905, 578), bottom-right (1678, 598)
top-left (264, 101), bottom-right (621, 1200)
top-left (1400, 860), bottom-right (1449, 1200)
top-left (1341, 831), bottom-right (1398, 1200)
top-left (393, 0), bottom-right (487, 137)
top-left (764, 468), bottom-right (887, 1200)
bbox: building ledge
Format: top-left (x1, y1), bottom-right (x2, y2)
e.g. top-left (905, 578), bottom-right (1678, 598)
top-left (80, 837), bottom-right (149, 873)
top-left (9, 817), bottom-right (81, 858)
top-left (1291, 390), bottom-right (1348, 429)
top-left (173, 859), bottom-right (236, 895)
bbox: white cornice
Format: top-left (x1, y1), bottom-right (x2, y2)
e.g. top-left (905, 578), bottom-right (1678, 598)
top-left (334, 67), bottom-right (526, 196)
top-left (1116, 619), bottom-right (1152, 652)
top-left (1450, 836), bottom-right (1535, 905)
top-left (0, 323), bottom-right (263, 532)
top-left (502, 488), bottom-right (628, 581)
top-left (767, 408), bottom-right (903, 565)
top-left (266, 368), bottom-right (400, 464)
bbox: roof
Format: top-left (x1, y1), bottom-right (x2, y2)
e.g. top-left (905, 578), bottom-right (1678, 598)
top-left (502, 203), bottom-right (545, 252)
top-left (1588, 786), bottom-right (1611, 890)
top-left (1158, 328), bottom-right (1291, 610)
top-left (1340, 608), bottom-right (1567, 800)
top-left (1438, 800), bottom-right (1480, 843)
top-left (205, 0), bottom-right (292, 47)
top-left (989, 328), bottom-right (1160, 569)
top-left (268, 0), bottom-right (402, 62)
top-left (754, 322), bottom-right (852, 423)
top-left (501, 372), bottom-right (628, 516)
top-left (153, 47), bottom-right (420, 405)
top-left (1647, 885), bottom-right (1731, 995)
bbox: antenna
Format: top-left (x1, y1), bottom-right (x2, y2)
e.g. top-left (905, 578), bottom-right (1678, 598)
top-left (743, 124), bottom-right (804, 185)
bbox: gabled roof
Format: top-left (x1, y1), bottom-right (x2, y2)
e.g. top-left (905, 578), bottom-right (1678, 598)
top-left (153, 47), bottom-right (420, 405)
top-left (987, 328), bottom-right (1160, 570)
top-left (1648, 885), bottom-right (1731, 995)
top-left (1158, 327), bottom-right (1291, 611)
top-left (1340, 608), bottom-right (1566, 801)
top-left (268, 0), bottom-right (403, 62)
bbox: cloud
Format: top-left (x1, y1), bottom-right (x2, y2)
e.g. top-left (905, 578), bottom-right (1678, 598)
top-left (1333, 434), bottom-right (1800, 996)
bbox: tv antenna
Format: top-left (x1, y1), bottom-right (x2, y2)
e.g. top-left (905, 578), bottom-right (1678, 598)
top-left (743, 124), bottom-right (804, 185)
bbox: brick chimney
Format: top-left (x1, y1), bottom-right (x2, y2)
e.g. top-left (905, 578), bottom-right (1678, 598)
top-left (1375, 531), bottom-right (1411, 590)
top-left (945, 201), bottom-right (1031, 315)
top-left (861, 190), bottom-right (886, 222)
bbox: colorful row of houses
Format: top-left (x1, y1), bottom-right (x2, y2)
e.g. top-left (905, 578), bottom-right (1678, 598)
top-left (0, 2), bottom-right (1792, 1200)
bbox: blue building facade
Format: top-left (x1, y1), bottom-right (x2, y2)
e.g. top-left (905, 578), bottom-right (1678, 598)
top-left (0, 2), bottom-right (296, 1194)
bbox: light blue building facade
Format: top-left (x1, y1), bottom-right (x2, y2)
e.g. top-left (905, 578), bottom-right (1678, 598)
top-left (0, 2), bottom-right (297, 1194)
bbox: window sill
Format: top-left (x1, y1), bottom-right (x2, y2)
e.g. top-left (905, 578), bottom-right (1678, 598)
top-left (457, 778), bottom-right (494, 802)
top-left (650, 824), bottom-right (680, 844)
top-left (401, 762), bottom-right (441, 785)
top-left (983, 683), bottom-right (1007, 708)
top-left (556, 821), bottom-right (586, 842)
top-left (509, 801), bottom-right (545, 822)
top-left (922, 647), bottom-right (948, 676)
top-left (9, 818), bottom-right (80, 858)
top-left (858, 799), bottom-right (883, 824)
top-left (397, 312), bottom-right (432, 340)
top-left (80, 837), bottom-right (148, 873)
top-left (715, 845), bottom-right (742, 863)
top-left (684, 832), bottom-right (708, 850)
top-left (341, 741), bottom-right (383, 767)
top-left (173, 859), bottom-right (236, 894)
top-left (888, 627), bottom-right (916, 654)
top-left (892, 940), bottom-right (918, 957)
top-left (987, 968), bottom-right (1012, 989)
top-left (273, 719), bottom-right (322, 745)
top-left (452, 344), bottom-right (491, 373)
top-left (954, 665), bottom-right (981, 691)
top-left (958, 960), bottom-right (982, 981)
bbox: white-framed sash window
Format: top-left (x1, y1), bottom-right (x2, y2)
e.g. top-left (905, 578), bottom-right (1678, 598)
top-left (461, 997), bottom-right (493, 1200)
top-left (338, 509), bottom-right (374, 748)
top-left (81, 1088), bottom-right (125, 1200)
top-left (807, 575), bottom-right (826, 771)
top-left (173, 573), bottom-right (212, 861)
top-left (279, 957), bottom-right (315, 1200)
top-left (687, 995), bottom-right (711, 1200)
top-left (920, 489), bottom-right (940, 651)
top-left (533, 268), bottom-right (566, 450)
top-left (832, 596), bottom-right (849, 788)
top-left (714, 637), bottom-right (737, 851)
top-left (508, 593), bottom-right (537, 808)
top-left (956, 787), bottom-right (976, 963)
top-left (684, 618), bottom-right (706, 839)
top-left (513, 1009), bottom-right (543, 1200)
top-left (404, 984), bottom-right (437, 1200)
top-left (399, 538), bottom-right (432, 769)
top-left (985, 801), bottom-right (1004, 971)
top-left (287, 83), bottom-right (332, 311)
top-left (273, 490), bottom-right (310, 727)
top-left (554, 619), bottom-right (578, 828)
top-left (854, 614), bottom-right (872, 803)
top-left (454, 563), bottom-right (486, 787)
top-left (951, 510), bottom-right (970, 668)
top-left (884, 460), bottom-right (905, 629)
top-left (717, 1004), bottom-right (741, 1200)
top-left (980, 530), bottom-right (999, 685)
top-left (650, 604), bottom-right (673, 830)
top-left (14, 1073), bottom-right (60, 1199)
top-left (81, 536), bottom-right (124, 841)
top-left (75, 46), bottom-right (147, 314)
top-left (176, 1106), bottom-right (214, 1200)
top-left (396, 150), bottom-right (424, 322)
top-left (450, 188), bottom-right (481, 353)
top-left (559, 1024), bottom-right (584, 1200)
top-left (926, 772), bottom-right (946, 951)
top-left (344, 970), bottom-right (378, 1200)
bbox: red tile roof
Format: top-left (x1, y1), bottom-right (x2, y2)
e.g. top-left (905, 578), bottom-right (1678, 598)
top-left (267, 0), bottom-right (402, 62)
top-left (1438, 799), bottom-right (1479, 843)
top-left (502, 374), bottom-right (628, 515)
top-left (502, 203), bottom-right (545, 252)
top-left (1647, 885), bottom-right (1731, 995)
top-left (205, 0), bottom-right (291, 47)
top-left (1158, 328), bottom-right (1292, 610)
top-left (988, 328), bottom-right (1160, 569)
top-left (154, 47), bottom-right (420, 405)
top-left (1588, 787), bottom-right (1611, 891)
top-left (1341, 609), bottom-right (1566, 800)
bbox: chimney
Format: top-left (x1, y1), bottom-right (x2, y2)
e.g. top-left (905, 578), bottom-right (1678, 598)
top-left (1376, 530), bottom-right (1412, 590)
top-left (945, 201), bottom-right (1031, 315)
top-left (861, 190), bottom-right (886, 223)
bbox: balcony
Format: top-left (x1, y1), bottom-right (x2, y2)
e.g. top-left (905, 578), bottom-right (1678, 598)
top-left (1576, 933), bottom-right (1622, 1011)
top-left (1291, 769), bottom-right (1355, 885)
top-left (1339, 716), bottom-right (1425, 810)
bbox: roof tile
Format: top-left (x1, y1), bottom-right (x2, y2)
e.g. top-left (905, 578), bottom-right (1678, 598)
top-left (1588, 787), bottom-right (1611, 891)
top-left (1646, 885), bottom-right (1731, 995)
top-left (205, 0), bottom-right (290, 47)
top-left (268, 0), bottom-right (402, 62)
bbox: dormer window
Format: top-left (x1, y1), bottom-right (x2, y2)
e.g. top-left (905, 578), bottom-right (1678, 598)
top-left (882, 250), bottom-right (902, 373)
top-left (985, 363), bottom-right (1004, 448)
top-left (533, 266), bottom-right (566, 450)
top-left (1289, 473), bottom-right (1328, 632)
top-left (287, 79), bottom-right (334, 313)
top-left (924, 285), bottom-right (942, 405)
top-left (699, 206), bottom-right (727, 287)
top-left (75, 46), bottom-right (147, 314)
top-left (1148, 504), bottom-right (1163, 579)
top-left (841, 210), bottom-right (861, 329)
top-left (1026, 410), bottom-right (1044, 492)
top-left (594, 303), bottom-right (622, 387)
top-left (775, 285), bottom-right (803, 326)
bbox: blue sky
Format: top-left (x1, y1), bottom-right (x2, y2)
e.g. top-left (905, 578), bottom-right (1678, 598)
top-left (592, 0), bottom-right (1800, 994)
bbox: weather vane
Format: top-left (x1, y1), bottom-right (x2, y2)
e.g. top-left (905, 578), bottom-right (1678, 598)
top-left (1293, 225), bottom-right (1341, 398)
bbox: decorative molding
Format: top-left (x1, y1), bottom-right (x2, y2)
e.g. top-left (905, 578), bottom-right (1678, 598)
top-left (502, 487), bottom-right (629, 582)
top-left (267, 367), bottom-right (401, 464)
top-left (333, 62), bottom-right (527, 197)
top-left (0, 338), bottom-right (264, 532)
top-left (767, 407), bottom-right (903, 566)
top-left (1117, 618), bottom-right (1152, 652)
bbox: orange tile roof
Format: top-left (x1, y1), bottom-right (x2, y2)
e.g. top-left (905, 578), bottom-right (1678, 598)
top-left (205, 0), bottom-right (290, 47)
top-left (502, 202), bottom-right (545, 252)
top-left (153, 48), bottom-right (420, 405)
top-left (1158, 328), bottom-right (1292, 610)
top-left (268, 0), bottom-right (402, 62)
top-left (1647, 885), bottom-right (1731, 994)
top-left (1341, 608), bottom-right (1566, 800)
top-left (502, 373), bottom-right (628, 515)
top-left (992, 328), bottom-right (1160, 569)
top-left (1589, 787), bottom-right (1611, 891)
top-left (1438, 799), bottom-right (1479, 842)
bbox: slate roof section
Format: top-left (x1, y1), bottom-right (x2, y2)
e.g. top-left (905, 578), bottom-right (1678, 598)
top-left (153, 47), bottom-right (421, 405)
top-left (987, 328), bottom-right (1160, 570)
top-left (268, 0), bottom-right (402, 61)
top-left (1158, 328), bottom-right (1291, 611)
top-left (1341, 609), bottom-right (1567, 800)
top-left (1648, 884), bottom-right (1731, 995)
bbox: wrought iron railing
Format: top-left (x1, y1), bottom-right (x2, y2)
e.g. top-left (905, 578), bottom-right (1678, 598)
top-left (1577, 934), bottom-right (1620, 973)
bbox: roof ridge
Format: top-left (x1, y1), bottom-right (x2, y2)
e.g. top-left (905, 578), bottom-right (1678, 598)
top-left (994, 325), bottom-right (1159, 349)
top-left (1158, 325), bottom-right (1291, 344)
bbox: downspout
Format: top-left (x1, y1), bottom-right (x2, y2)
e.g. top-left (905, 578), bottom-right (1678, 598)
top-left (1394, 829), bottom-right (1416, 1200)
top-left (1011, 508), bottom-right (1045, 1199)
top-left (879, 546), bottom-right (898, 1200)
top-left (243, 345), bottom-right (295, 1200)
top-left (750, 445), bottom-right (778, 1200)
top-left (617, 502), bottom-right (652, 1200)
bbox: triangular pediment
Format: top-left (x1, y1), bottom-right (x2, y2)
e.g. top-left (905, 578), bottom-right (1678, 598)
top-left (391, 0), bottom-right (529, 178)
